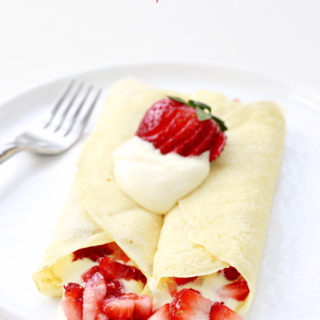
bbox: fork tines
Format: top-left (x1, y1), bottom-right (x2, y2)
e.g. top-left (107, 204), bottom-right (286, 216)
top-left (43, 79), bottom-right (101, 137)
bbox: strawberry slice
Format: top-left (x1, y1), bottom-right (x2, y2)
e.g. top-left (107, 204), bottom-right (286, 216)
top-left (209, 302), bottom-right (243, 320)
top-left (102, 298), bottom-right (135, 320)
top-left (73, 242), bottom-right (130, 263)
top-left (61, 283), bottom-right (84, 320)
top-left (73, 244), bottom-right (114, 262)
top-left (217, 277), bottom-right (250, 301)
top-left (82, 266), bottom-right (104, 283)
top-left (136, 98), bottom-right (226, 162)
top-left (83, 272), bottom-right (107, 320)
top-left (173, 277), bottom-right (198, 286)
top-left (99, 257), bottom-right (147, 284)
top-left (148, 304), bottom-right (170, 320)
top-left (133, 295), bottom-right (153, 320)
top-left (105, 280), bottom-right (124, 297)
top-left (168, 288), bottom-right (212, 320)
top-left (219, 267), bottom-right (240, 281)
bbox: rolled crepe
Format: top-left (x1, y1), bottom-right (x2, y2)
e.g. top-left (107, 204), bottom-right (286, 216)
top-left (152, 92), bottom-right (285, 314)
top-left (32, 78), bottom-right (190, 296)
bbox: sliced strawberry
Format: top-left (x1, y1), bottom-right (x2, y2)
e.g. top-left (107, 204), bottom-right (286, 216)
top-left (168, 288), bottom-right (212, 320)
top-left (148, 304), bottom-right (170, 320)
top-left (83, 272), bottom-right (107, 320)
top-left (106, 280), bottom-right (124, 297)
top-left (99, 257), bottom-right (147, 285)
top-left (217, 277), bottom-right (250, 301)
top-left (61, 283), bottom-right (84, 320)
top-left (133, 295), bottom-right (153, 320)
top-left (82, 266), bottom-right (104, 283)
top-left (98, 257), bottom-right (117, 281)
top-left (219, 267), bottom-right (240, 281)
top-left (209, 302), bottom-right (243, 320)
top-left (102, 298), bottom-right (135, 320)
top-left (173, 277), bottom-right (198, 286)
top-left (73, 244), bottom-right (114, 262)
top-left (73, 242), bottom-right (130, 263)
top-left (136, 98), bottom-right (226, 162)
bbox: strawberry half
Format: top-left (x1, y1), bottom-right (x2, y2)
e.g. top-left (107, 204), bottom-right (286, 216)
top-left (209, 302), bottom-right (243, 320)
top-left (217, 277), bottom-right (250, 301)
top-left (136, 98), bottom-right (226, 161)
top-left (168, 288), bottom-right (212, 320)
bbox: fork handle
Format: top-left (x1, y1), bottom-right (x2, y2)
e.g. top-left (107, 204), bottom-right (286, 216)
top-left (0, 142), bottom-right (21, 164)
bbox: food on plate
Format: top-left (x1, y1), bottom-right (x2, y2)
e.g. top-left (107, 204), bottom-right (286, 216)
top-left (32, 78), bottom-right (285, 320)
top-left (150, 88), bottom-right (285, 315)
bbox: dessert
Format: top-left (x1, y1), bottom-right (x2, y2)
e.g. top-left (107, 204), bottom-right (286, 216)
top-left (33, 79), bottom-right (285, 320)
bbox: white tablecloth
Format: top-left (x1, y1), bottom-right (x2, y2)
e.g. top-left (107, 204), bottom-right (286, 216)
top-left (1, 0), bottom-right (320, 319)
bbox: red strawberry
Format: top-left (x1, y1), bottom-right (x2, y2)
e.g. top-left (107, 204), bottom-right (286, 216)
top-left (148, 304), bottom-right (170, 320)
top-left (105, 280), bottom-right (124, 297)
top-left (173, 276), bottom-right (198, 286)
top-left (61, 283), bottom-right (84, 320)
top-left (217, 277), bottom-right (250, 301)
top-left (209, 302), bottom-right (243, 320)
top-left (168, 288), bottom-right (212, 320)
top-left (220, 267), bottom-right (240, 281)
top-left (102, 298), bottom-right (135, 320)
top-left (73, 242), bottom-right (130, 263)
top-left (73, 244), bottom-right (114, 262)
top-left (99, 257), bottom-right (147, 284)
top-left (99, 257), bottom-right (117, 281)
top-left (133, 295), bottom-right (153, 320)
top-left (82, 266), bottom-right (104, 283)
top-left (136, 98), bottom-right (226, 162)
top-left (83, 272), bottom-right (107, 320)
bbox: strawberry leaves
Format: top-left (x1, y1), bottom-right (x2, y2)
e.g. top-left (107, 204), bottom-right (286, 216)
top-left (167, 96), bottom-right (227, 132)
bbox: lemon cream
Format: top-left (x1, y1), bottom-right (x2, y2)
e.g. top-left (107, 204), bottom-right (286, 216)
top-left (112, 136), bottom-right (210, 214)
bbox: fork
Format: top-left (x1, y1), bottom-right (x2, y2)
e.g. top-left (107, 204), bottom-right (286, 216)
top-left (0, 79), bottom-right (101, 164)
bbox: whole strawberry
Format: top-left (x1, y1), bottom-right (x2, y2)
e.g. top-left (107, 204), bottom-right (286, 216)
top-left (136, 97), bottom-right (227, 161)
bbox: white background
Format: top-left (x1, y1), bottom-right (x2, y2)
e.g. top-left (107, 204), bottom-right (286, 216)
top-left (1, 1), bottom-right (320, 319)
top-left (1, 0), bottom-right (320, 102)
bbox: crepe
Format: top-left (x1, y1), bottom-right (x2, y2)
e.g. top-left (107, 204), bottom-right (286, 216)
top-left (152, 91), bottom-right (285, 314)
top-left (33, 79), bottom-right (285, 317)
top-left (32, 78), bottom-right (190, 296)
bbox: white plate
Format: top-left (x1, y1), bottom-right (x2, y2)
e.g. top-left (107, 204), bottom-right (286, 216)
top-left (0, 62), bottom-right (320, 320)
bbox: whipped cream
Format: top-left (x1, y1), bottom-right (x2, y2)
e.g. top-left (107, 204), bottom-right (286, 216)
top-left (112, 136), bottom-right (210, 214)
top-left (149, 273), bottom-right (242, 312)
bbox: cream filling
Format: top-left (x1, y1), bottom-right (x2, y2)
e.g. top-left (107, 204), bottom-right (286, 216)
top-left (149, 272), bottom-right (243, 312)
top-left (112, 136), bottom-right (210, 214)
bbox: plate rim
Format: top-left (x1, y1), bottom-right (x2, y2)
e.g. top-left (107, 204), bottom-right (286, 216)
top-left (1, 60), bottom-right (320, 111)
